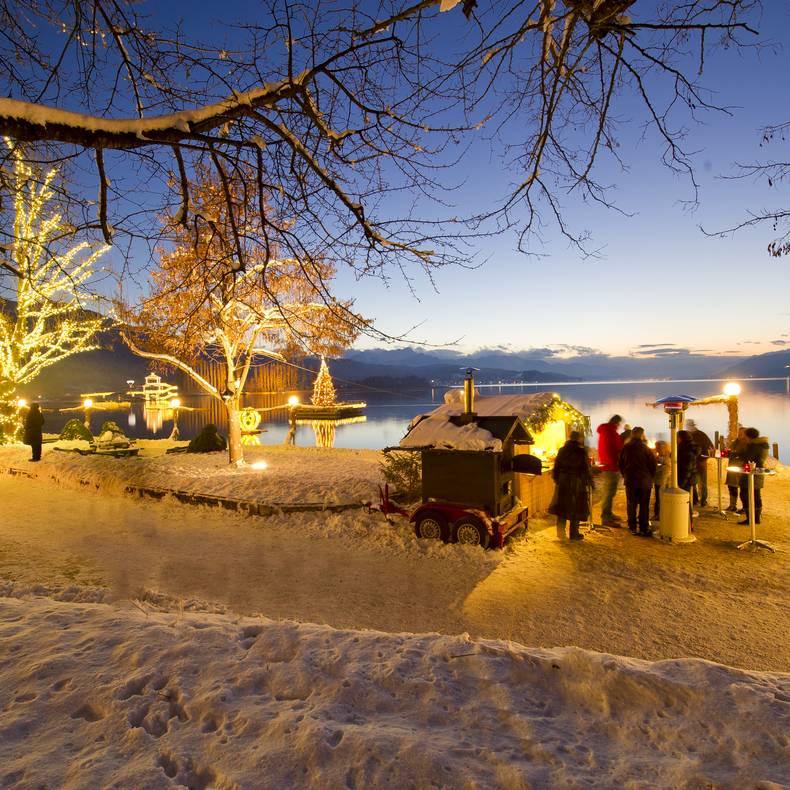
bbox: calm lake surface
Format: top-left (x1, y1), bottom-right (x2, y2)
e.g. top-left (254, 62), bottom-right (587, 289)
top-left (44, 378), bottom-right (790, 458)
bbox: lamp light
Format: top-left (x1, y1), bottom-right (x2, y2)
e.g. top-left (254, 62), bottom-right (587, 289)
top-left (288, 395), bottom-right (300, 407)
top-left (170, 398), bottom-right (180, 409)
top-left (723, 382), bottom-right (741, 397)
top-left (83, 398), bottom-right (93, 409)
top-left (17, 398), bottom-right (27, 409)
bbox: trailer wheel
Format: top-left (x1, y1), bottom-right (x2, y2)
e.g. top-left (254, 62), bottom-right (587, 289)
top-left (414, 512), bottom-right (448, 542)
top-left (453, 516), bottom-right (490, 549)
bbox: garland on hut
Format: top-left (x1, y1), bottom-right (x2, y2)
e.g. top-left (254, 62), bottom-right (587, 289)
top-left (525, 394), bottom-right (590, 435)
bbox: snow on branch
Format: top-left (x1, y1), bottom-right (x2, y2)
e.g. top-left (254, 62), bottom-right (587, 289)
top-left (0, 77), bottom-right (307, 149)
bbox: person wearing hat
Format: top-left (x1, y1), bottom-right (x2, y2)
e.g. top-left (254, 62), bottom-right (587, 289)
top-left (550, 430), bottom-right (593, 541)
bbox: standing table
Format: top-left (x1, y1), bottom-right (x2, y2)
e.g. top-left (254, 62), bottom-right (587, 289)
top-left (728, 466), bottom-right (776, 552)
top-left (710, 452), bottom-right (731, 519)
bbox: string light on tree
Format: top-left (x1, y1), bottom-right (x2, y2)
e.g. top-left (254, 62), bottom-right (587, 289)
top-left (118, 167), bottom-right (364, 467)
top-left (0, 138), bottom-right (108, 443)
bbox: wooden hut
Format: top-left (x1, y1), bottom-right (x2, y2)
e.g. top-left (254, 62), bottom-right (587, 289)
top-left (406, 390), bottom-right (589, 516)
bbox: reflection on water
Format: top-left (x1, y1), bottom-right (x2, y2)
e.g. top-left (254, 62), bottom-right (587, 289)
top-left (298, 416), bottom-right (367, 448)
top-left (312, 420), bottom-right (335, 449)
top-left (39, 378), bottom-right (790, 456)
top-left (143, 404), bottom-right (168, 434)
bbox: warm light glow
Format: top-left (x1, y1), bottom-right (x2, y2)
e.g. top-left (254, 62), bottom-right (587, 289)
top-left (0, 139), bottom-right (108, 444)
top-left (530, 419), bottom-right (567, 460)
top-left (251, 460), bottom-right (268, 470)
top-left (723, 382), bottom-right (741, 397)
top-left (170, 398), bottom-right (180, 409)
top-left (288, 395), bottom-right (300, 407)
top-left (647, 439), bottom-right (656, 449)
top-left (16, 398), bottom-right (27, 408)
top-left (239, 407), bottom-right (262, 433)
top-left (83, 398), bottom-right (93, 409)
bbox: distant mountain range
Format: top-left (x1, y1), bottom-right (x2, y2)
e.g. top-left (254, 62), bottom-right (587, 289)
top-left (717, 349), bottom-right (790, 378)
top-left (336, 347), bottom-right (746, 385)
top-left (15, 334), bottom-right (788, 401)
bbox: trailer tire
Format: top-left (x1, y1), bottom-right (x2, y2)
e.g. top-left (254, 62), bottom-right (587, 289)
top-left (414, 512), bottom-right (448, 542)
top-left (453, 516), bottom-right (490, 549)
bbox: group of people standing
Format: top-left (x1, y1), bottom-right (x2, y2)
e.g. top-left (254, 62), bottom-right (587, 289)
top-left (726, 426), bottom-right (770, 524)
top-left (551, 412), bottom-right (771, 542)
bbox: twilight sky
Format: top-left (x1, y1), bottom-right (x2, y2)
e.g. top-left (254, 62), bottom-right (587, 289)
top-left (325, 1), bottom-right (790, 359)
top-left (111, 1), bottom-right (789, 360)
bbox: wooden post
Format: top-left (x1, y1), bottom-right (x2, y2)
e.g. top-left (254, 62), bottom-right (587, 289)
top-left (714, 430), bottom-right (720, 449)
top-left (726, 397), bottom-right (739, 446)
top-left (773, 443), bottom-right (779, 461)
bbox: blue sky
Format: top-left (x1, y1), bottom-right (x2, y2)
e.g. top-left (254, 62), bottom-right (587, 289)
top-left (323, 1), bottom-right (790, 358)
top-left (95, 1), bottom-right (788, 359)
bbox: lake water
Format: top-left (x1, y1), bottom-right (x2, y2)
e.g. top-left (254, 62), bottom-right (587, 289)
top-left (43, 378), bottom-right (790, 458)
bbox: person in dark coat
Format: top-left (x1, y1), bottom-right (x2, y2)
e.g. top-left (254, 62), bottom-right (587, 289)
top-left (737, 427), bottom-right (770, 525)
top-left (676, 430), bottom-right (700, 524)
top-left (676, 430), bottom-right (700, 495)
top-left (551, 431), bottom-right (592, 541)
top-left (686, 419), bottom-right (713, 507)
top-left (618, 427), bottom-right (656, 536)
top-left (23, 402), bottom-right (44, 462)
top-left (726, 426), bottom-right (748, 512)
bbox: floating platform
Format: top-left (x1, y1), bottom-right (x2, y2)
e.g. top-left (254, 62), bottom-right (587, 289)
top-left (292, 401), bottom-right (366, 420)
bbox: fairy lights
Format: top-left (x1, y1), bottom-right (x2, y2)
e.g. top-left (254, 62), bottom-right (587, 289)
top-left (0, 138), bottom-right (108, 442)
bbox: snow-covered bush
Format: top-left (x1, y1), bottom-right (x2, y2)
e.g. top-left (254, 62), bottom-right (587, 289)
top-left (59, 419), bottom-right (93, 441)
top-left (381, 449), bottom-right (421, 502)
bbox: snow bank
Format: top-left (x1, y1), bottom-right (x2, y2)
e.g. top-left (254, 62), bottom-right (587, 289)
top-left (1, 594), bottom-right (787, 789)
top-left (0, 441), bottom-right (384, 506)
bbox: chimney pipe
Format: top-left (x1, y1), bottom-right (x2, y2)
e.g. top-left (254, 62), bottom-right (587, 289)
top-left (464, 368), bottom-right (475, 415)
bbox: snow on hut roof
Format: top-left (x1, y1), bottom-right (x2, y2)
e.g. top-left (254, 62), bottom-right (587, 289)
top-left (400, 415), bottom-right (503, 451)
top-left (400, 392), bottom-right (587, 451)
top-left (400, 394), bottom-right (545, 452)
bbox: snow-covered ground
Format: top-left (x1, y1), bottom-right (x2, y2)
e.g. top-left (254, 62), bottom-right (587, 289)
top-left (2, 441), bottom-right (789, 787)
top-left (2, 596), bottom-right (788, 789)
top-left (1, 439), bottom-right (383, 505)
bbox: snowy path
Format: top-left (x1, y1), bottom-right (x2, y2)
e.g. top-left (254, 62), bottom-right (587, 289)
top-left (3, 474), bottom-right (789, 672)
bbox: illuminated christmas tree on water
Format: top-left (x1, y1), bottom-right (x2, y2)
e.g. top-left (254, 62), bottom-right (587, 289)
top-left (311, 356), bottom-right (336, 406)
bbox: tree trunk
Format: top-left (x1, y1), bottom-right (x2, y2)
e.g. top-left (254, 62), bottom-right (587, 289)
top-left (225, 398), bottom-right (244, 466)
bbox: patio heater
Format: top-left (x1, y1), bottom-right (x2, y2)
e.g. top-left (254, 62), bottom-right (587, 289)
top-left (653, 395), bottom-right (696, 543)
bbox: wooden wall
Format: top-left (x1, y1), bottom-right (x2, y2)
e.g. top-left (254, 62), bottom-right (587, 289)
top-left (178, 358), bottom-right (306, 395)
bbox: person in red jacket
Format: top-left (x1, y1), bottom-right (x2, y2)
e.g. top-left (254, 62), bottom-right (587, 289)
top-left (597, 414), bottom-right (624, 526)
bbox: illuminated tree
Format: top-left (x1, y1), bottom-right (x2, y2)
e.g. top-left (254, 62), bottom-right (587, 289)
top-left (0, 138), bottom-right (108, 441)
top-left (311, 356), bottom-right (336, 407)
top-left (120, 168), bottom-right (365, 466)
